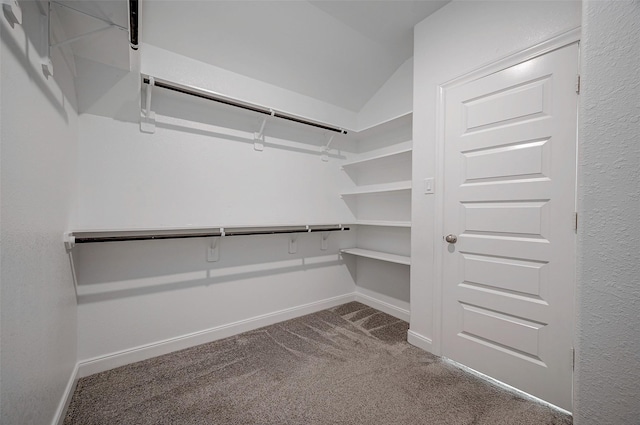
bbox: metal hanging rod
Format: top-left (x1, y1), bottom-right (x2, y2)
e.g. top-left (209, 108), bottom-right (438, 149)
top-left (142, 76), bottom-right (348, 135)
top-left (64, 224), bottom-right (350, 248)
top-left (129, 0), bottom-right (139, 50)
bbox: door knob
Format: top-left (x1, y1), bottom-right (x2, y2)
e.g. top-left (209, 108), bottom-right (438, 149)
top-left (445, 234), bottom-right (458, 244)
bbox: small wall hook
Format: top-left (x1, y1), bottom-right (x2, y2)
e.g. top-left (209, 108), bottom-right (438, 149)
top-left (321, 232), bottom-right (329, 251)
top-left (289, 235), bottom-right (298, 254)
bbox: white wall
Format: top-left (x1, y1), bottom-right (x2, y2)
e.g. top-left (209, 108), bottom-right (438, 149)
top-left (575, 1), bottom-right (640, 423)
top-left (142, 44), bottom-right (359, 132)
top-left (73, 43), bottom-right (361, 369)
top-left (75, 230), bottom-right (357, 369)
top-left (357, 58), bottom-right (413, 130)
top-left (410, 1), bottom-right (581, 348)
top-left (75, 113), bottom-right (355, 229)
top-left (1, 3), bottom-right (78, 424)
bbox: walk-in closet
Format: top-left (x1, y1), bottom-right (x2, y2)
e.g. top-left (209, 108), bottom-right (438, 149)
top-left (2, 1), bottom-right (638, 424)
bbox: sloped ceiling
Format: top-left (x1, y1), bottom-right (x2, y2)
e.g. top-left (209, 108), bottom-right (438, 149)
top-left (142, 1), bottom-right (449, 112)
top-left (53, 0), bottom-right (130, 70)
top-left (55, 0), bottom-right (449, 113)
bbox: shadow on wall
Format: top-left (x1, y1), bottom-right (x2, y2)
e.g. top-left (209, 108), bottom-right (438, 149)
top-left (145, 88), bottom-right (354, 159)
top-left (2, 3), bottom-right (72, 122)
top-left (71, 231), bottom-right (357, 304)
top-left (74, 56), bottom-right (141, 123)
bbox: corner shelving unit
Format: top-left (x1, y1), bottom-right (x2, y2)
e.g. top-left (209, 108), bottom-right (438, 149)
top-left (339, 113), bottom-right (412, 267)
top-left (338, 113), bottom-right (412, 320)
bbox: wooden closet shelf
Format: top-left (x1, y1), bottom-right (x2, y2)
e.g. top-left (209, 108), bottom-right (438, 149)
top-left (354, 220), bottom-right (411, 228)
top-left (340, 248), bottom-right (410, 265)
top-left (340, 181), bottom-right (411, 196)
top-left (341, 144), bottom-right (412, 169)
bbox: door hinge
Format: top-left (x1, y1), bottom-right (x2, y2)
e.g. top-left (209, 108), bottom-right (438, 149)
top-left (575, 74), bottom-right (581, 94)
top-left (574, 212), bottom-right (578, 231)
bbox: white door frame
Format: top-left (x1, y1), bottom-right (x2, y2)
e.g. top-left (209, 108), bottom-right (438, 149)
top-left (431, 27), bottom-right (581, 356)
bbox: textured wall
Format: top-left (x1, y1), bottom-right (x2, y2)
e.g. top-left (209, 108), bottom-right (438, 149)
top-left (575, 1), bottom-right (640, 423)
top-left (1, 2), bottom-right (78, 424)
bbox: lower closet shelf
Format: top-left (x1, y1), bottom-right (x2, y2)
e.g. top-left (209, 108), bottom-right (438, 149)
top-left (340, 248), bottom-right (410, 266)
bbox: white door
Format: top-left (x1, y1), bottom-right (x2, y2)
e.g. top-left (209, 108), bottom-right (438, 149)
top-left (442, 43), bottom-right (578, 411)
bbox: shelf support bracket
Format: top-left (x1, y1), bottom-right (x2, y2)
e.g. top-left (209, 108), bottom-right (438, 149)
top-left (207, 237), bottom-right (220, 262)
top-left (254, 110), bottom-right (274, 151)
top-left (321, 134), bottom-right (336, 162)
top-left (141, 77), bottom-right (156, 133)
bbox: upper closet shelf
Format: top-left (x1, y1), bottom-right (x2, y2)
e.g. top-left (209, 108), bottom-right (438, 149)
top-left (141, 75), bottom-right (347, 135)
top-left (354, 220), bottom-right (411, 228)
top-left (340, 181), bottom-right (411, 196)
top-left (341, 143), bottom-right (412, 169)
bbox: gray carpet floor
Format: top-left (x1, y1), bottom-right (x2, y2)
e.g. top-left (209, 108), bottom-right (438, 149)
top-left (64, 302), bottom-right (572, 424)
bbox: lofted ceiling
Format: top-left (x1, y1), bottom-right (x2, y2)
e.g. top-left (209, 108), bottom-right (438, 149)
top-left (56, 0), bottom-right (449, 112)
top-left (52, 0), bottom-right (130, 70)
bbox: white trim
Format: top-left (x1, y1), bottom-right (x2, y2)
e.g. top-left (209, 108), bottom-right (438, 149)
top-left (440, 27), bottom-right (581, 90)
top-left (443, 358), bottom-right (572, 416)
top-left (355, 290), bottom-right (410, 322)
top-left (52, 363), bottom-right (79, 425)
top-left (407, 330), bottom-right (433, 352)
top-left (77, 293), bottom-right (355, 377)
top-left (431, 83), bottom-right (446, 356)
top-left (432, 27), bottom-right (582, 357)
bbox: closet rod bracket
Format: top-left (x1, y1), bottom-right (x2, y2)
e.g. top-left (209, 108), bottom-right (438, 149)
top-left (321, 134), bottom-right (336, 162)
top-left (207, 237), bottom-right (220, 262)
top-left (63, 232), bottom-right (76, 251)
top-left (140, 76), bottom-right (156, 133)
top-left (254, 110), bottom-right (274, 151)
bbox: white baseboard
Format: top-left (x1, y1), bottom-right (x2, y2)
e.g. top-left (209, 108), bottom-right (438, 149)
top-left (354, 290), bottom-right (410, 322)
top-left (77, 293), bottom-right (356, 378)
top-left (53, 363), bottom-right (79, 425)
top-left (407, 329), bottom-right (433, 352)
